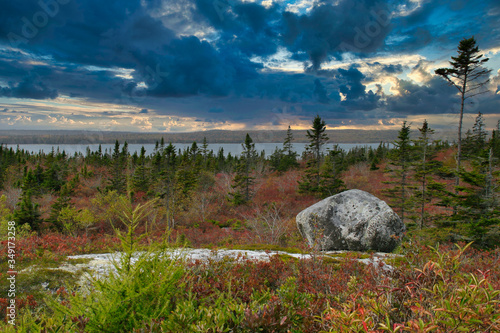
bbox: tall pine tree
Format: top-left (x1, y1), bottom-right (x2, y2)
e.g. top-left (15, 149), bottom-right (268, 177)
top-left (412, 120), bottom-right (444, 228)
top-left (282, 125), bottom-right (299, 170)
top-left (489, 121), bottom-right (500, 160)
top-left (299, 115), bottom-right (329, 194)
top-left (132, 146), bottom-right (150, 194)
top-left (435, 37), bottom-right (491, 210)
top-left (109, 140), bottom-right (127, 193)
top-left (463, 111), bottom-right (488, 159)
top-left (269, 126), bottom-right (299, 172)
top-left (229, 134), bottom-right (257, 205)
top-left (383, 121), bottom-right (414, 223)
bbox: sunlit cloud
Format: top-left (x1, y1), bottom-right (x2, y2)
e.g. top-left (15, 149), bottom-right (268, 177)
top-left (0, 0), bottom-right (498, 132)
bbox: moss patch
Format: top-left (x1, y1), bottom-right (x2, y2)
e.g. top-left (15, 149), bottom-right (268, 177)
top-left (384, 256), bottom-right (407, 268)
top-left (325, 252), bottom-right (371, 260)
top-left (66, 257), bottom-right (93, 265)
top-left (17, 268), bottom-right (78, 293)
top-left (274, 253), bottom-right (299, 263)
top-left (321, 256), bottom-right (342, 265)
top-left (0, 257), bottom-right (91, 314)
top-left (229, 244), bottom-right (304, 254)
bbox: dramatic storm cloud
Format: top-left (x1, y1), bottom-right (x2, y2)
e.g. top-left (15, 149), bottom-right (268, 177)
top-left (0, 0), bottom-right (499, 132)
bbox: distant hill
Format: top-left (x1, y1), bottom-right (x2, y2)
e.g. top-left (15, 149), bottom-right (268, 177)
top-left (0, 129), bottom-right (456, 144)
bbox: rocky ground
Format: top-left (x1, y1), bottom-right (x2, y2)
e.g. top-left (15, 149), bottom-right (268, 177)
top-left (17, 248), bottom-right (401, 297)
top-left (64, 248), bottom-right (400, 278)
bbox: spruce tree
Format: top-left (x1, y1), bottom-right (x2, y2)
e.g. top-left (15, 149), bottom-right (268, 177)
top-left (490, 121), bottom-right (500, 160)
top-left (42, 156), bottom-right (68, 193)
top-left (471, 111), bottom-right (487, 150)
top-left (174, 163), bottom-right (198, 208)
top-left (164, 143), bottom-right (178, 172)
top-left (282, 125), bottom-right (299, 170)
top-left (435, 37), bottom-right (491, 208)
top-left (455, 157), bottom-right (498, 245)
top-left (383, 121), bottom-right (414, 223)
top-left (155, 144), bottom-right (179, 233)
top-left (229, 134), bottom-right (257, 205)
top-left (463, 112), bottom-right (488, 159)
top-left (299, 115), bottom-right (329, 194)
top-left (412, 120), bottom-right (444, 228)
top-left (454, 119), bottom-right (498, 227)
top-left (472, 112), bottom-right (487, 155)
top-left (48, 182), bottom-right (74, 231)
top-left (201, 137), bottom-right (209, 163)
top-left (13, 189), bottom-right (42, 231)
top-left (269, 147), bottom-right (285, 172)
top-left (216, 147), bottom-right (226, 172)
top-left (151, 151), bottom-right (163, 179)
top-left (319, 150), bottom-right (346, 198)
top-left (132, 146), bottom-right (150, 193)
top-left (109, 140), bottom-right (127, 193)
top-left (462, 129), bottom-right (474, 158)
top-left (190, 141), bottom-right (199, 160)
top-left (370, 156), bottom-right (380, 171)
top-left (22, 168), bottom-right (42, 196)
top-left (269, 126), bottom-right (298, 173)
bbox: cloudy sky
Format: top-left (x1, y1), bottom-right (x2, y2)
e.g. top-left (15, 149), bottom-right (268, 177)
top-left (0, 0), bottom-right (499, 132)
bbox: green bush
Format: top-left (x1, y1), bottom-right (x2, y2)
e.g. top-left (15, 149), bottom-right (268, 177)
top-left (48, 249), bottom-right (186, 332)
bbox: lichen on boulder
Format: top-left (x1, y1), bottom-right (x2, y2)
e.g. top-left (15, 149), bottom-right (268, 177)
top-left (296, 189), bottom-right (405, 252)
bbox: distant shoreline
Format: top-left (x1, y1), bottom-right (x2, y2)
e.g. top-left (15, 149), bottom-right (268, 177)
top-left (0, 129), bottom-right (456, 144)
top-left (3, 143), bottom-right (387, 158)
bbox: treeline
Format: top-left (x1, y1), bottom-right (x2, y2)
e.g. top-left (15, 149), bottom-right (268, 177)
top-left (0, 121), bottom-right (392, 235)
top-left (1, 113), bottom-right (499, 248)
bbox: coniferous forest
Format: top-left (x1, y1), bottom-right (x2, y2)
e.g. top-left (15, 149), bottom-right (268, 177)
top-left (1, 112), bottom-right (500, 331)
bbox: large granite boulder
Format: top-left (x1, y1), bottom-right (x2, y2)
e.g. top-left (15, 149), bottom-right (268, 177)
top-left (296, 189), bottom-right (405, 252)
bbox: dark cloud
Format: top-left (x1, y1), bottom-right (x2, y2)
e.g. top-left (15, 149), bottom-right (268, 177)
top-left (193, 0), bottom-right (394, 69)
top-left (193, 0), bottom-right (281, 57)
top-left (368, 62), bottom-right (404, 74)
top-left (0, 0), bottom-right (77, 46)
top-left (208, 107), bottom-right (224, 113)
top-left (387, 0), bottom-right (500, 53)
top-left (139, 108), bottom-right (148, 114)
top-left (308, 65), bottom-right (386, 112)
top-left (249, 72), bottom-right (316, 103)
top-left (313, 79), bottom-right (330, 104)
top-left (336, 67), bottom-right (367, 100)
top-left (0, 75), bottom-right (58, 99)
top-left (240, 66), bottom-right (383, 113)
top-left (476, 93), bottom-right (500, 115)
top-left (386, 26), bottom-right (434, 52)
top-left (0, 52), bottom-right (136, 104)
top-left (386, 77), bottom-right (457, 114)
top-left (395, 0), bottom-right (438, 27)
top-left (341, 90), bottom-right (381, 111)
top-left (0, 0), bottom-right (174, 68)
top-left (282, 0), bottom-right (392, 69)
top-left (136, 36), bottom-right (261, 97)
